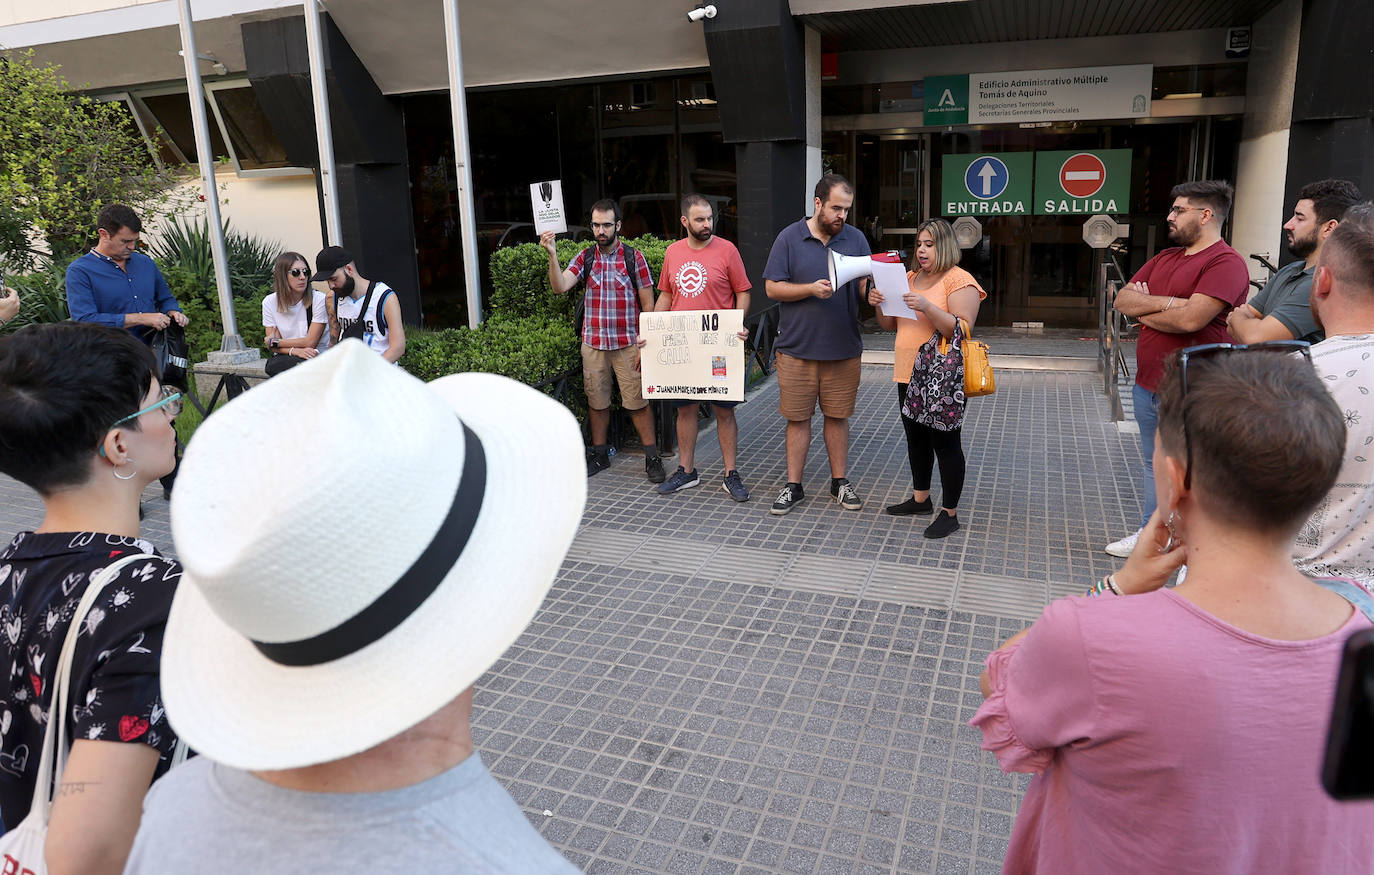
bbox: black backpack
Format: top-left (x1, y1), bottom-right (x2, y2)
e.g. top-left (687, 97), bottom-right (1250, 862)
top-left (574, 243), bottom-right (640, 337)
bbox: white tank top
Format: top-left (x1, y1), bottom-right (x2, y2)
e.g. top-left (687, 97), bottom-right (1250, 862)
top-left (335, 282), bottom-right (394, 356)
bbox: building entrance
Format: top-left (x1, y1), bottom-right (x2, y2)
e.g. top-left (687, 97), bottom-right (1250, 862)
top-left (841, 118), bottom-right (1238, 328)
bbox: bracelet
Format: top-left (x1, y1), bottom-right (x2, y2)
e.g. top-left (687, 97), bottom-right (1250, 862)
top-left (1084, 574), bottom-right (1124, 598)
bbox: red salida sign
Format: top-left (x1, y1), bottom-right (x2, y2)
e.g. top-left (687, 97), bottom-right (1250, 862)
top-left (1059, 153), bottom-right (1107, 198)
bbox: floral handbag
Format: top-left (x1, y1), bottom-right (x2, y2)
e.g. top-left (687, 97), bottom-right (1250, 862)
top-left (902, 318), bottom-right (970, 432)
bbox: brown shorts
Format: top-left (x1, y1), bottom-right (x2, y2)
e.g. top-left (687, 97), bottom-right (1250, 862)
top-left (582, 343), bottom-right (647, 411)
top-left (776, 353), bottom-right (861, 421)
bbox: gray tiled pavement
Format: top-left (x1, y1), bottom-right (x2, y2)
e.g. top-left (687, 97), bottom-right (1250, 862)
top-left (0, 361), bottom-right (1146, 873)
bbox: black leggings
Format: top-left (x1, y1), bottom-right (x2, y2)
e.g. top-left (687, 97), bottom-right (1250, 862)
top-left (895, 383), bottom-right (966, 509)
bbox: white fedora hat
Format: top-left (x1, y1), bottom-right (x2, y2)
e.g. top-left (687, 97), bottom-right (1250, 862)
top-left (163, 340), bottom-right (586, 771)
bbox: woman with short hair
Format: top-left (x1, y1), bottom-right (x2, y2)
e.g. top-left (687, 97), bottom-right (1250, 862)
top-left (0, 322), bottom-right (183, 873)
top-left (871, 218), bottom-right (986, 539)
top-left (262, 251), bottom-right (328, 376)
top-left (973, 346), bottom-right (1374, 873)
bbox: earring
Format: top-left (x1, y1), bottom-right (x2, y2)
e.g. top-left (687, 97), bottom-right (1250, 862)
top-left (113, 461), bottom-right (138, 481)
top-left (1161, 511), bottom-right (1179, 553)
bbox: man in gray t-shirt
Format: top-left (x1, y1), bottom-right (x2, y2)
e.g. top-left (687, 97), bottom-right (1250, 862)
top-left (1228, 178), bottom-right (1362, 344)
top-left (125, 344), bottom-right (584, 873)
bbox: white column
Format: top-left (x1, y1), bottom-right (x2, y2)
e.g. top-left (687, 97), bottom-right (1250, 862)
top-left (442, 0), bottom-right (483, 328)
top-left (804, 25), bottom-right (824, 211)
top-left (303, 0), bottom-right (343, 246)
top-left (174, 0), bottom-right (253, 359)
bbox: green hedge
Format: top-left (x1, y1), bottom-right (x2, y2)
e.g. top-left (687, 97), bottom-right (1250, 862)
top-left (400, 317), bottom-right (580, 385)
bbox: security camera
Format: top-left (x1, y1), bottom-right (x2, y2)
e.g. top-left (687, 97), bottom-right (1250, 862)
top-left (687, 5), bottom-right (717, 22)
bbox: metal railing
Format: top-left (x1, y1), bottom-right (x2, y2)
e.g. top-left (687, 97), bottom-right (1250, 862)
top-left (1097, 255), bottom-right (1131, 422)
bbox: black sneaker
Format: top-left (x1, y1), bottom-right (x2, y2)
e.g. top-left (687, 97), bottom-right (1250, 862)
top-left (657, 466), bottom-right (700, 494)
top-left (830, 478), bottom-right (863, 511)
top-left (645, 454), bottom-right (666, 484)
top-left (770, 482), bottom-right (804, 515)
top-left (586, 447), bottom-right (611, 477)
top-left (923, 510), bottom-right (960, 539)
top-left (884, 496), bottom-right (933, 516)
top-left (721, 470), bottom-right (750, 502)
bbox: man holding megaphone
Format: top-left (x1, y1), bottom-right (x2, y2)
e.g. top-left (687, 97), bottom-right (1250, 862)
top-left (763, 174), bottom-right (872, 516)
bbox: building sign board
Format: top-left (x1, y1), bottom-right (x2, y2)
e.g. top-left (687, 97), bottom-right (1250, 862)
top-left (941, 152), bottom-right (1032, 216)
top-left (1033, 149), bottom-right (1132, 215)
top-left (922, 65), bottom-right (1152, 125)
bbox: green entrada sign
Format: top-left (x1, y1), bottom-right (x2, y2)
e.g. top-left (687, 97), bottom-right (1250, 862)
top-left (940, 152), bottom-right (1033, 216)
top-left (1033, 149), bottom-right (1131, 214)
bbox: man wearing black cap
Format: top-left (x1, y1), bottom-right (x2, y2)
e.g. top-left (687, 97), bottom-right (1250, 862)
top-left (312, 246), bottom-right (406, 363)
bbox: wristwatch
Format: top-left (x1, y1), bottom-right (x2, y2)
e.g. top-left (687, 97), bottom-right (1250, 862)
top-left (270, 337), bottom-right (280, 350)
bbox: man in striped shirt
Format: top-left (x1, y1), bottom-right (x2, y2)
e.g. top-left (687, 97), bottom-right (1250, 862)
top-left (543, 199), bottom-right (665, 482)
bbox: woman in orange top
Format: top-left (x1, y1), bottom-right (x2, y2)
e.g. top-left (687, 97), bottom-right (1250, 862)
top-left (870, 218), bottom-right (986, 539)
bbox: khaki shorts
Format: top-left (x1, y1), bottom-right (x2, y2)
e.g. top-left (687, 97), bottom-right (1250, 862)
top-left (776, 353), bottom-right (861, 421)
top-left (582, 343), bottom-right (647, 411)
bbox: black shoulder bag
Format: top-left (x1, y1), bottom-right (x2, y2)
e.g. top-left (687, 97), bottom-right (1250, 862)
top-left (339, 283), bottom-right (377, 343)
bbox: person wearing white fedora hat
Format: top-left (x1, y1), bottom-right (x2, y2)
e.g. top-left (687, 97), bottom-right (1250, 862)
top-left (124, 340), bottom-right (585, 873)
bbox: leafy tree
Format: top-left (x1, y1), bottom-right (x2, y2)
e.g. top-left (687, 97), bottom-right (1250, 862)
top-left (0, 50), bottom-right (177, 266)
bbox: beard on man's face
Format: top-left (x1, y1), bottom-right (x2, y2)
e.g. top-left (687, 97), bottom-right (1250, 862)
top-left (690, 224), bottom-right (713, 242)
top-left (1167, 222), bottom-right (1200, 247)
top-left (338, 274), bottom-right (356, 297)
top-left (1287, 228), bottom-right (1319, 260)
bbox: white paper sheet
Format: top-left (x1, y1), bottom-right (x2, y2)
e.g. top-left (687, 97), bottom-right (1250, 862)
top-left (868, 259), bottom-right (918, 321)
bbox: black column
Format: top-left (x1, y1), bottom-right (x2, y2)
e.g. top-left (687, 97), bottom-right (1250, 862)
top-left (1283, 0), bottom-right (1374, 263)
top-left (241, 15), bottom-right (422, 324)
top-left (704, 0), bottom-right (808, 312)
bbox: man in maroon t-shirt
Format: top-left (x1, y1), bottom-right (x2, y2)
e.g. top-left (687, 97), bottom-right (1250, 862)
top-left (1105, 180), bottom-right (1250, 556)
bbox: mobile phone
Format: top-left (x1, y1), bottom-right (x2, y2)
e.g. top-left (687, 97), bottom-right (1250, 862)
top-left (1322, 628), bottom-right (1374, 800)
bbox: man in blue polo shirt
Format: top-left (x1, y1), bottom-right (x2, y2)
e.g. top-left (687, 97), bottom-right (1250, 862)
top-left (66, 204), bottom-right (187, 341)
top-left (763, 174), bottom-right (871, 515)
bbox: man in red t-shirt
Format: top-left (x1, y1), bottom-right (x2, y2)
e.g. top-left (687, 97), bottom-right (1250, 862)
top-left (650, 194), bottom-right (753, 500)
top-left (1106, 180), bottom-right (1250, 556)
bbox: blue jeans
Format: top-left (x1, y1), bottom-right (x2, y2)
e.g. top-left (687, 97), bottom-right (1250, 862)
top-left (1133, 383), bottom-right (1159, 529)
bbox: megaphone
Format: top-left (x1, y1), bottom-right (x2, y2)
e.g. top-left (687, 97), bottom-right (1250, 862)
top-left (828, 250), bottom-right (875, 290)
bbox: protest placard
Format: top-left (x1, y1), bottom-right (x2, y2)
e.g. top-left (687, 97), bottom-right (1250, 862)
top-left (639, 309), bottom-right (745, 402)
top-left (530, 179), bottom-right (567, 234)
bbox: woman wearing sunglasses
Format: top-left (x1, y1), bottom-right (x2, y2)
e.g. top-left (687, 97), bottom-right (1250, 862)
top-left (971, 345), bottom-right (1374, 873)
top-left (262, 251), bottom-right (328, 377)
top-left (0, 322), bottom-right (183, 873)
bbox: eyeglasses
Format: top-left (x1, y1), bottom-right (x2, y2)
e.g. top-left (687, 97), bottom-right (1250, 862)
top-left (110, 385), bottom-right (183, 429)
top-left (1176, 341), bottom-right (1311, 489)
top-left (288, 268), bottom-right (311, 278)
top-left (1167, 206), bottom-right (1205, 216)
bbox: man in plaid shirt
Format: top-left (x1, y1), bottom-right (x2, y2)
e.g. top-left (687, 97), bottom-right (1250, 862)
top-left (543, 199), bottom-right (665, 481)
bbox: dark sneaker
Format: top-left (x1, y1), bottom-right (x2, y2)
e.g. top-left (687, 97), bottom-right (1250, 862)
top-left (657, 466), bottom-right (700, 494)
top-left (923, 510), bottom-right (961, 539)
top-left (884, 496), bottom-right (933, 516)
top-left (830, 478), bottom-right (863, 511)
top-left (770, 482), bottom-right (804, 515)
top-left (721, 470), bottom-right (750, 502)
top-left (586, 447), bottom-right (611, 477)
top-left (645, 454), bottom-right (666, 484)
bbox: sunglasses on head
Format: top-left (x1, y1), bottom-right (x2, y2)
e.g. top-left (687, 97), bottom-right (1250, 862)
top-left (288, 268), bottom-right (311, 278)
top-left (1176, 340), bottom-right (1312, 490)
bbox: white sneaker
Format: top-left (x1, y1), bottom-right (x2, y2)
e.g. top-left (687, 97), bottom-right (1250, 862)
top-left (1104, 528), bottom-right (1142, 558)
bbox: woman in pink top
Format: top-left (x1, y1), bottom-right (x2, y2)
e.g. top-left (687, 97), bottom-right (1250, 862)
top-left (972, 347), bottom-right (1374, 874)
top-left (870, 218), bottom-right (986, 539)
